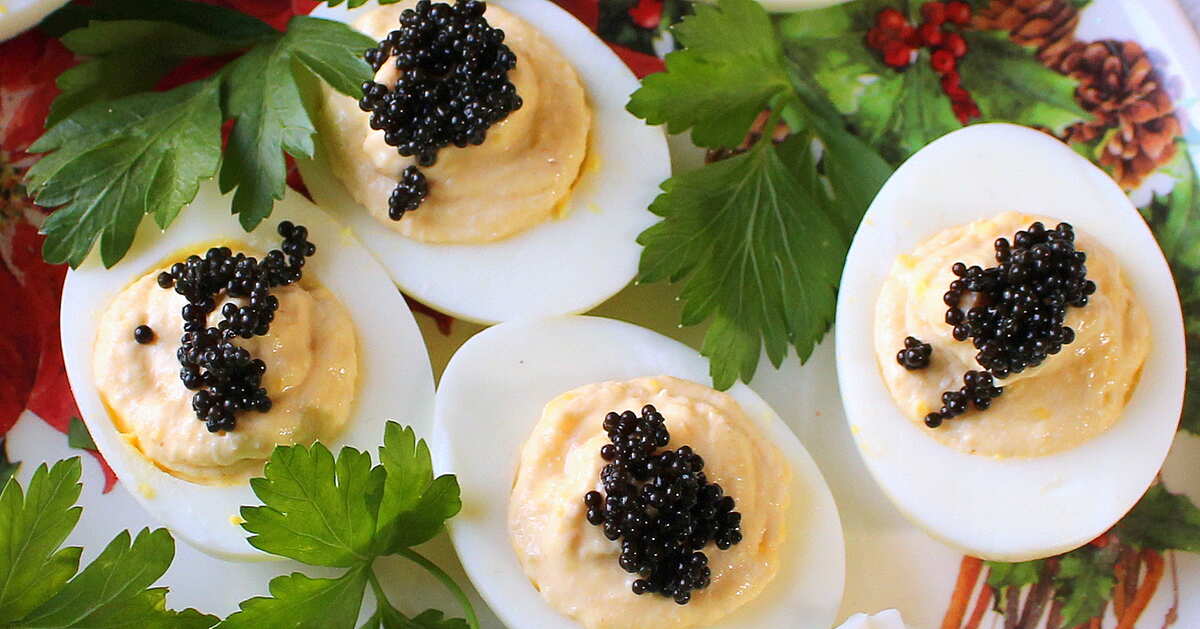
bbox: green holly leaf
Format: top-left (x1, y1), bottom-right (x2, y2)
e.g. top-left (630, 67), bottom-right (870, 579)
top-left (26, 80), bottom-right (224, 268)
top-left (219, 16), bottom-right (374, 230)
top-left (21, 528), bottom-right (216, 629)
top-left (375, 424), bottom-right (462, 553)
top-left (959, 30), bottom-right (1087, 135)
top-left (638, 136), bottom-right (846, 387)
top-left (627, 0), bottom-right (799, 149)
top-left (1053, 545), bottom-right (1118, 628)
top-left (241, 443), bottom-right (384, 567)
top-left (220, 567), bottom-right (369, 629)
top-left (0, 460), bottom-right (84, 623)
top-left (778, 1), bottom-right (892, 117)
top-left (1139, 146), bottom-right (1200, 434)
top-left (1116, 484), bottom-right (1200, 552)
top-left (67, 418), bottom-right (96, 452)
top-left (985, 558), bottom-right (1044, 612)
top-left (781, 1), bottom-right (1086, 162)
top-left (986, 559), bottom-right (1044, 589)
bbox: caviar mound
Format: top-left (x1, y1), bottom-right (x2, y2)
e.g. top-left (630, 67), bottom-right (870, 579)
top-left (359, 0), bottom-right (522, 218)
top-left (584, 405), bottom-right (743, 606)
top-left (308, 0), bottom-right (594, 247)
top-left (152, 222), bottom-right (316, 433)
top-left (918, 220), bottom-right (1093, 428)
top-left (872, 209), bottom-right (1151, 459)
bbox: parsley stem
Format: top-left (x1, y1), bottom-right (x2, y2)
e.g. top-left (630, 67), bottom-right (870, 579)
top-left (396, 546), bottom-right (480, 629)
top-left (367, 568), bottom-right (392, 614)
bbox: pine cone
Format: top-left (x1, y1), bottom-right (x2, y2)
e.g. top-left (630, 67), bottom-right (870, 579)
top-left (1057, 40), bottom-right (1182, 190)
top-left (972, 0), bottom-right (1080, 68)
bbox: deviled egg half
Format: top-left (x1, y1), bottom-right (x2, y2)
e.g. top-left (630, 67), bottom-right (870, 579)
top-left (299, 0), bottom-right (670, 324)
top-left (837, 123), bottom-right (1185, 561)
top-left (434, 316), bottom-right (844, 629)
top-left (60, 182), bottom-right (435, 560)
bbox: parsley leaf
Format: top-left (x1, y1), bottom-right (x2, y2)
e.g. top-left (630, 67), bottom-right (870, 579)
top-left (627, 0), bottom-right (891, 387)
top-left (241, 444), bottom-right (383, 567)
top-left (27, 81), bottom-right (224, 268)
top-left (1116, 483), bottom-right (1200, 552)
top-left (28, 7), bottom-right (373, 268)
top-left (639, 137), bottom-right (845, 386)
top-left (219, 16), bottom-right (375, 230)
top-left (220, 568), bottom-right (369, 629)
top-left (375, 423), bottom-right (462, 553)
top-left (627, 0), bottom-right (797, 148)
top-left (40, 0), bottom-right (277, 41)
top-left (67, 417), bottom-right (96, 452)
top-left (0, 460), bottom-right (83, 623)
top-left (1053, 545), bottom-right (1117, 628)
top-left (235, 422), bottom-right (476, 629)
top-left (0, 438), bottom-right (20, 489)
top-left (0, 459), bottom-right (214, 628)
top-left (22, 528), bottom-right (215, 629)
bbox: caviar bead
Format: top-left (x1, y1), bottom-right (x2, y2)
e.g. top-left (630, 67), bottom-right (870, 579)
top-left (133, 325), bottom-right (155, 344)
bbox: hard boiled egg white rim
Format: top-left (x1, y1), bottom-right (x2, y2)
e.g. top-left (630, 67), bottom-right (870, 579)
top-left (299, 0), bottom-right (669, 325)
top-left (835, 123), bottom-right (1185, 562)
top-left (60, 182), bottom-right (435, 561)
top-left (432, 315), bottom-right (845, 629)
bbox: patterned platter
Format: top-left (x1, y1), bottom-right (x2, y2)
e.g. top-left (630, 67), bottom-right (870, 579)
top-left (1, 0), bottom-right (1199, 628)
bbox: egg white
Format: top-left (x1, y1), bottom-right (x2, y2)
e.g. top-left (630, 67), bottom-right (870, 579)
top-left (60, 182), bottom-right (435, 561)
top-left (299, 0), bottom-right (669, 325)
top-left (432, 315), bottom-right (844, 629)
top-left (836, 123), bottom-right (1185, 562)
top-left (0, 0), bottom-right (71, 42)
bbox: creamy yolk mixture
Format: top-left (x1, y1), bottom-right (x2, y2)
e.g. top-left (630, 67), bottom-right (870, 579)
top-left (875, 212), bottom-right (1151, 457)
top-left (316, 2), bottom-right (591, 244)
top-left (509, 376), bottom-right (791, 629)
top-left (92, 256), bottom-right (358, 484)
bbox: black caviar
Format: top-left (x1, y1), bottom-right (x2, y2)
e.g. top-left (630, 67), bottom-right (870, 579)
top-left (359, 0), bottom-right (522, 218)
top-left (920, 220), bottom-right (1093, 428)
top-left (896, 336), bottom-right (932, 370)
top-left (133, 325), bottom-right (155, 345)
top-left (583, 405), bottom-right (742, 605)
top-left (924, 370), bottom-right (1004, 428)
top-left (151, 221), bottom-right (315, 432)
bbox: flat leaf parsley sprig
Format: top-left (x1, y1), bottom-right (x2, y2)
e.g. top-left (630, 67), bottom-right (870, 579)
top-left (25, 0), bottom-right (377, 268)
top-left (223, 421), bottom-right (476, 629)
top-left (0, 458), bottom-right (217, 628)
top-left (626, 0), bottom-right (894, 389)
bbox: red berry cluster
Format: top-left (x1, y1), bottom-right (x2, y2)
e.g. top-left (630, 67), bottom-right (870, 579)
top-left (866, 2), bottom-right (980, 124)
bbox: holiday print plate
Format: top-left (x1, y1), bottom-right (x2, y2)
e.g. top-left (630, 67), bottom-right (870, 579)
top-left (2, 0), bottom-right (1200, 628)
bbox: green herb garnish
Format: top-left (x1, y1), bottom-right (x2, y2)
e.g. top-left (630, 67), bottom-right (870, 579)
top-left (25, 0), bottom-right (375, 268)
top-left (224, 422), bottom-right (475, 629)
top-left (0, 459), bottom-right (216, 627)
top-left (627, 0), bottom-right (892, 389)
